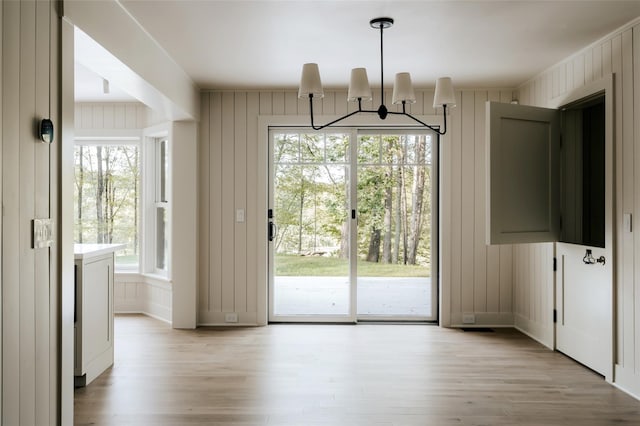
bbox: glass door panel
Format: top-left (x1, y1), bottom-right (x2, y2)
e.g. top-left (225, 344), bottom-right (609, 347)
top-left (356, 132), bottom-right (436, 320)
top-left (269, 131), bottom-right (354, 321)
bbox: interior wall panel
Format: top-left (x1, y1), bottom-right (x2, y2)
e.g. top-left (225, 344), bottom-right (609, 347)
top-left (449, 90), bottom-right (462, 321)
top-left (461, 91), bottom-right (476, 315)
top-left (198, 88), bottom-right (515, 326)
top-left (233, 92), bottom-right (248, 313)
top-left (198, 93), bottom-right (211, 315)
top-left (19, 1), bottom-right (38, 423)
top-left (34, 0), bottom-right (52, 423)
top-left (1, 1), bottom-right (59, 424)
top-left (0, 1), bottom-right (4, 421)
top-left (74, 102), bottom-right (147, 129)
top-left (633, 24), bottom-right (640, 378)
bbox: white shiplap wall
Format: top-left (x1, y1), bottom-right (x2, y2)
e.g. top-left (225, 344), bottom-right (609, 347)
top-left (74, 102), bottom-right (148, 130)
top-left (516, 20), bottom-right (640, 395)
top-left (1, 1), bottom-right (59, 424)
top-left (198, 89), bottom-right (516, 326)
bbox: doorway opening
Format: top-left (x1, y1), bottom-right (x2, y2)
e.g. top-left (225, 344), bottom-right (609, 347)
top-left (268, 128), bottom-right (438, 323)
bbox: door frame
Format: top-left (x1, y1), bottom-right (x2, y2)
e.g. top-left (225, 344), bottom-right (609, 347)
top-left (550, 74), bottom-right (615, 382)
top-left (257, 114), bottom-right (444, 325)
top-left (267, 127), bottom-right (357, 323)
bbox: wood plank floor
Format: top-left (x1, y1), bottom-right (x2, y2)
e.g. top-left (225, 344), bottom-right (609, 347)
top-left (74, 314), bottom-right (640, 426)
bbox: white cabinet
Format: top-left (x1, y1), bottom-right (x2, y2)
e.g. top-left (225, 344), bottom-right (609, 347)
top-left (74, 244), bottom-right (124, 387)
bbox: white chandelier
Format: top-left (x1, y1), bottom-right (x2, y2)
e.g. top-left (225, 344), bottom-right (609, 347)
top-left (298, 17), bottom-right (456, 133)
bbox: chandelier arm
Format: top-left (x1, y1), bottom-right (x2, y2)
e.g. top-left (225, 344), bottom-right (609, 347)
top-left (441, 104), bottom-right (448, 135)
top-left (308, 94), bottom-right (365, 130)
top-left (386, 110), bottom-right (445, 134)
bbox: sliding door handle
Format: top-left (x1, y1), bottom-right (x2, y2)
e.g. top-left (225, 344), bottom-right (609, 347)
top-left (268, 221), bottom-right (277, 242)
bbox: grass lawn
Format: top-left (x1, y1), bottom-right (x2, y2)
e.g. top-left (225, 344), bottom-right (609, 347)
top-left (275, 254), bottom-right (430, 277)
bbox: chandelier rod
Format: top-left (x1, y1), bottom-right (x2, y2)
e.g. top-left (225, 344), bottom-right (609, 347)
top-left (379, 22), bottom-right (385, 107)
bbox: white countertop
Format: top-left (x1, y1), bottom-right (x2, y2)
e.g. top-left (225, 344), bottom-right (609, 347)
top-left (74, 243), bottom-right (127, 260)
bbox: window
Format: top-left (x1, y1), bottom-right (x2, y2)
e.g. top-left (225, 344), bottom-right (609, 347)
top-left (143, 129), bottom-right (171, 277)
top-left (74, 127), bottom-right (172, 277)
top-left (154, 137), bottom-right (169, 272)
top-left (73, 141), bottom-right (141, 270)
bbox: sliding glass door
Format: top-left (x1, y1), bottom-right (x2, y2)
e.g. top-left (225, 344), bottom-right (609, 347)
top-left (268, 131), bottom-right (355, 322)
top-left (268, 128), bottom-right (437, 322)
top-left (356, 131), bottom-right (437, 320)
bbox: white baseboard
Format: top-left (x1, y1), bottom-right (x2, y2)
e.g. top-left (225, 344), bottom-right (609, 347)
top-left (198, 311), bottom-right (259, 326)
top-left (613, 364), bottom-right (640, 401)
top-left (448, 311), bottom-right (514, 328)
top-left (514, 313), bottom-right (554, 349)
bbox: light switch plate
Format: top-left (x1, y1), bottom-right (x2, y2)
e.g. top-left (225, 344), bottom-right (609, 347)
top-left (33, 218), bottom-right (54, 248)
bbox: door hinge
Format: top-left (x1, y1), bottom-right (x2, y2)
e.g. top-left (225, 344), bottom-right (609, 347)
top-left (351, 209), bottom-right (356, 219)
top-left (553, 309), bottom-right (557, 323)
top-left (553, 257), bottom-right (557, 271)
top-left (559, 215), bottom-right (563, 230)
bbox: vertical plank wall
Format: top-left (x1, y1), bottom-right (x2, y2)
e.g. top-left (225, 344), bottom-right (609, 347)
top-left (516, 21), bottom-right (640, 395)
top-left (198, 89), bottom-right (515, 326)
top-left (1, 0), bottom-right (60, 424)
top-left (74, 102), bottom-right (148, 131)
top-left (74, 102), bottom-right (173, 322)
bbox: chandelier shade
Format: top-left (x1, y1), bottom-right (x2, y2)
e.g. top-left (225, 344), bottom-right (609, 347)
top-left (347, 68), bottom-right (373, 101)
top-left (298, 63), bottom-right (324, 99)
top-left (298, 17), bottom-right (455, 134)
top-left (392, 72), bottom-right (416, 105)
top-left (433, 77), bottom-right (456, 108)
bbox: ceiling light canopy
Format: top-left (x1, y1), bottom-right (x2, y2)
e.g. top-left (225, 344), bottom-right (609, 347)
top-left (298, 17), bottom-right (456, 133)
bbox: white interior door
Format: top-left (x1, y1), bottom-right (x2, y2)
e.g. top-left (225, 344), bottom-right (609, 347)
top-left (556, 242), bottom-right (612, 378)
top-left (486, 75), bottom-right (614, 379)
top-left (555, 85), bottom-right (613, 380)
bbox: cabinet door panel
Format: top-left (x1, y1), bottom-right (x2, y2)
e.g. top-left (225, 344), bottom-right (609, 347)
top-left (486, 101), bottom-right (560, 244)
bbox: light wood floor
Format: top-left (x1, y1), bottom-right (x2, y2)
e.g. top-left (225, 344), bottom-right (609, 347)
top-left (74, 315), bottom-right (640, 426)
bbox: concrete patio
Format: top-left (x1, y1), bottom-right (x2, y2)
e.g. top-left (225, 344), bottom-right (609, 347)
top-left (273, 276), bottom-right (432, 318)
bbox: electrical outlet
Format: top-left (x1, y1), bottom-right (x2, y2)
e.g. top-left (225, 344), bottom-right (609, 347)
top-left (224, 313), bottom-right (238, 323)
top-left (236, 209), bottom-right (245, 223)
top-left (462, 313), bottom-right (476, 324)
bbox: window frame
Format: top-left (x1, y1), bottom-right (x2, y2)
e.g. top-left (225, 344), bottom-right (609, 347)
top-left (143, 123), bottom-right (172, 278)
top-left (73, 134), bottom-right (143, 272)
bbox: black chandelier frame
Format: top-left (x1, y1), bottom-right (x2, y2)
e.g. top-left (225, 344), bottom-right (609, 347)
top-left (305, 17), bottom-right (449, 135)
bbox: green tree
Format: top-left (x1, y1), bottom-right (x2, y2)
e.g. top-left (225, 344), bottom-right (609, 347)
top-left (74, 144), bottom-right (140, 261)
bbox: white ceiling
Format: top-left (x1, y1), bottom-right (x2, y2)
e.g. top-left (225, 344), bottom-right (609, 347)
top-left (75, 0), bottom-right (640, 101)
